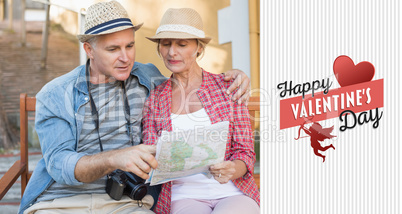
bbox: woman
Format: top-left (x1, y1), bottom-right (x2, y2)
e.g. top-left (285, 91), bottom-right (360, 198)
top-left (142, 8), bottom-right (260, 214)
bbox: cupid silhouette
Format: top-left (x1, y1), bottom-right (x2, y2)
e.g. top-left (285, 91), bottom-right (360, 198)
top-left (295, 121), bottom-right (336, 162)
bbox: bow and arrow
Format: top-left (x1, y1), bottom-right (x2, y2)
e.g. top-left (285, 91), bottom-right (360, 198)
top-left (295, 119), bottom-right (336, 162)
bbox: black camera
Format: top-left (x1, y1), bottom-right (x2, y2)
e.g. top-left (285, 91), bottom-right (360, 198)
top-left (106, 169), bottom-right (147, 201)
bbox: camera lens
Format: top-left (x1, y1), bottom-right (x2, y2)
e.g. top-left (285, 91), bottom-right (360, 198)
top-left (124, 172), bottom-right (147, 200)
top-left (125, 181), bottom-right (147, 200)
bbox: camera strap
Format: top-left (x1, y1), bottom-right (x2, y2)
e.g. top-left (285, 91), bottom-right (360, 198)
top-left (85, 61), bottom-right (134, 152)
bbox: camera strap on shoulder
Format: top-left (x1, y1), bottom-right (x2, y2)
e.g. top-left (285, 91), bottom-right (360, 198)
top-left (85, 60), bottom-right (134, 152)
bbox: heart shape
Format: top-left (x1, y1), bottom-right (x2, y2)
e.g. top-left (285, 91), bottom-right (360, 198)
top-left (333, 55), bottom-right (375, 87)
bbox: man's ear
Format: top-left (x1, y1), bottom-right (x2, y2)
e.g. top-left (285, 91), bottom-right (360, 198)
top-left (83, 42), bottom-right (94, 59)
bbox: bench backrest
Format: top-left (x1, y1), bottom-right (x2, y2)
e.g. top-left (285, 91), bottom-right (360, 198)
top-left (248, 96), bottom-right (260, 189)
top-left (19, 93), bottom-right (36, 194)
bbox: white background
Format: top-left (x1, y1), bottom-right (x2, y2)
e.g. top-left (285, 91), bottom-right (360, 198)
top-left (260, 0), bottom-right (401, 213)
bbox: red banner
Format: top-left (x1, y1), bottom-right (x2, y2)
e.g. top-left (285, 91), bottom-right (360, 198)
top-left (280, 79), bottom-right (384, 129)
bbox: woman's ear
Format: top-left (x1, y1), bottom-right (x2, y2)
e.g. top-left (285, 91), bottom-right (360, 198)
top-left (196, 41), bottom-right (205, 58)
top-left (198, 46), bottom-right (204, 54)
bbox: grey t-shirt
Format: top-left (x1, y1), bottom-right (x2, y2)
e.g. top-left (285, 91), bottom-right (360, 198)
top-left (37, 76), bottom-right (147, 202)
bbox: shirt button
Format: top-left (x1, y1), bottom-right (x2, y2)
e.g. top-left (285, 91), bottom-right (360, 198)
top-left (85, 97), bottom-right (89, 101)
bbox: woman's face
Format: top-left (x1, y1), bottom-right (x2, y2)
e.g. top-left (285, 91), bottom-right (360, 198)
top-left (159, 39), bottom-right (201, 74)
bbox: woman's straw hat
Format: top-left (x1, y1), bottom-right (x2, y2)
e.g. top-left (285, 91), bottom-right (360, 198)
top-left (77, 1), bottom-right (143, 43)
top-left (147, 8), bottom-right (211, 44)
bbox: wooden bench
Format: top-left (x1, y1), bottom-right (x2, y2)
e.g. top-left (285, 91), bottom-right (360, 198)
top-left (0, 94), bottom-right (261, 199)
top-left (0, 93), bottom-right (35, 200)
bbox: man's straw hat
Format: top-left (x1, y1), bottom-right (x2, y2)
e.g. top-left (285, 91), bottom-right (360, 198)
top-left (147, 8), bottom-right (211, 44)
top-left (77, 1), bottom-right (143, 43)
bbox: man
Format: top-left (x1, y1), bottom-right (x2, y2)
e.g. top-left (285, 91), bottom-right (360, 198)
top-left (19, 1), bottom-right (251, 213)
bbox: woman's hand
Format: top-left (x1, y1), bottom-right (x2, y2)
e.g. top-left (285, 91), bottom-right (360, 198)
top-left (224, 69), bottom-right (251, 105)
top-left (210, 159), bottom-right (247, 184)
top-left (210, 161), bottom-right (236, 184)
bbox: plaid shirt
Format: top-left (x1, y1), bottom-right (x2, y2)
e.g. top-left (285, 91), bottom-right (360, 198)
top-left (142, 70), bottom-right (260, 214)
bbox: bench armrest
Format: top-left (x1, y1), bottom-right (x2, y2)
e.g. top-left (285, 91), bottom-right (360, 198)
top-left (0, 160), bottom-right (26, 199)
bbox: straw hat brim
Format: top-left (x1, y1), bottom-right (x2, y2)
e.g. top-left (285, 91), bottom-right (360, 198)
top-left (146, 31), bottom-right (211, 44)
top-left (77, 23), bottom-right (143, 43)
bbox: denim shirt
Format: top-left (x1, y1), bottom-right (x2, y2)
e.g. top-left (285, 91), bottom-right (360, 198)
top-left (18, 62), bottom-right (166, 214)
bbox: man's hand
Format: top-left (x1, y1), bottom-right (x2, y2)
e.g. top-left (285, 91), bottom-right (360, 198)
top-left (224, 69), bottom-right (251, 105)
top-left (75, 144), bottom-right (158, 183)
top-left (109, 144), bottom-right (158, 180)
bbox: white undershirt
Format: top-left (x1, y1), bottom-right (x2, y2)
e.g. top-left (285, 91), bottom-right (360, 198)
top-left (170, 108), bottom-right (243, 201)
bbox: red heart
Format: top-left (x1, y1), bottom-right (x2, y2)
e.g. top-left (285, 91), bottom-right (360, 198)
top-left (333, 55), bottom-right (375, 87)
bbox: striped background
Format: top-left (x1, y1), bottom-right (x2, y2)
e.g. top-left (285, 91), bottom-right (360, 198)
top-left (260, 0), bottom-right (401, 213)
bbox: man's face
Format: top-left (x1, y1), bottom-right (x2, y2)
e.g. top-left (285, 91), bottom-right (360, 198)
top-left (86, 28), bottom-right (136, 83)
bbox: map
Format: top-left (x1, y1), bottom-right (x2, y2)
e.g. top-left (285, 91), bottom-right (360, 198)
top-left (146, 121), bottom-right (229, 185)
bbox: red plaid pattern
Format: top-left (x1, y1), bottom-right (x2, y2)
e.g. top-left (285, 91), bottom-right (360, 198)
top-left (143, 70), bottom-right (260, 214)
